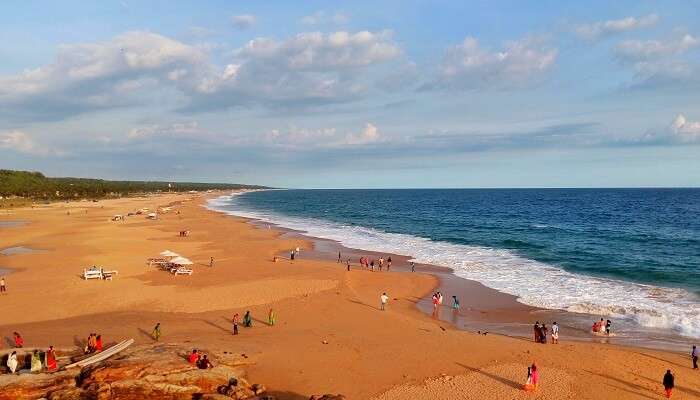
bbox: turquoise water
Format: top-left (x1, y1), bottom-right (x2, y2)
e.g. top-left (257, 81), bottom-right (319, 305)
top-left (210, 189), bottom-right (700, 338)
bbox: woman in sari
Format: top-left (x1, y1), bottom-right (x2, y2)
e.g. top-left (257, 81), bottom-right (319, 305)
top-left (30, 350), bottom-right (43, 373)
top-left (45, 346), bottom-right (58, 371)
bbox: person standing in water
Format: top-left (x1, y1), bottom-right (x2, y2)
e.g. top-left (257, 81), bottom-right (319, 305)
top-left (452, 295), bottom-right (460, 310)
top-left (387, 257), bottom-right (392, 271)
top-left (663, 369), bottom-right (674, 398)
top-left (605, 319), bottom-right (612, 335)
top-left (692, 345), bottom-right (698, 369)
top-left (338, 252), bottom-right (341, 263)
top-left (551, 322), bottom-right (559, 344)
top-left (411, 262), bottom-right (415, 272)
top-left (290, 251), bottom-right (295, 261)
top-left (152, 323), bottom-right (161, 341)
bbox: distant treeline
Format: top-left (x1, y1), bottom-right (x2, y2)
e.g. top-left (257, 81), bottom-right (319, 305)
top-left (0, 169), bottom-right (267, 199)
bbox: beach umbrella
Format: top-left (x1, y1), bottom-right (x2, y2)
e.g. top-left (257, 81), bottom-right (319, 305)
top-left (170, 256), bottom-right (193, 265)
top-left (160, 250), bottom-right (180, 257)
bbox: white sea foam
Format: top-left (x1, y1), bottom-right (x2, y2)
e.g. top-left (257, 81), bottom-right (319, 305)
top-left (207, 193), bottom-right (700, 338)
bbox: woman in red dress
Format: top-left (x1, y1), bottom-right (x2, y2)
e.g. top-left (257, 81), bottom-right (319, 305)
top-left (13, 332), bottom-right (24, 348)
top-left (46, 346), bottom-right (58, 371)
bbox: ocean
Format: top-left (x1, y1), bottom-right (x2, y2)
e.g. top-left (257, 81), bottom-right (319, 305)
top-left (208, 189), bottom-right (700, 339)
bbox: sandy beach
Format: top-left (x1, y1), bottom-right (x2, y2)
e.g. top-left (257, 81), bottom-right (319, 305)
top-left (1, 193), bottom-right (699, 399)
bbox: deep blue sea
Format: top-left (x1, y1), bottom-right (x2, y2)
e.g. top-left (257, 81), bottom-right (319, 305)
top-left (209, 189), bottom-right (700, 338)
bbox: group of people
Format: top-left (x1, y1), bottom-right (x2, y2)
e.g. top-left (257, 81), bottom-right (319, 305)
top-left (592, 318), bottom-right (612, 335)
top-left (359, 256), bottom-right (392, 271)
top-left (231, 309), bottom-right (275, 335)
top-left (83, 333), bottom-right (103, 354)
top-left (4, 346), bottom-right (58, 374)
top-left (533, 321), bottom-right (559, 344)
top-left (187, 349), bottom-right (214, 369)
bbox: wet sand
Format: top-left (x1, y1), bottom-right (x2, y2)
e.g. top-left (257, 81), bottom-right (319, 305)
top-left (0, 193), bottom-right (699, 399)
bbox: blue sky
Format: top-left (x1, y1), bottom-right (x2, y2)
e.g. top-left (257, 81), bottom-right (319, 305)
top-left (1, 1), bottom-right (699, 188)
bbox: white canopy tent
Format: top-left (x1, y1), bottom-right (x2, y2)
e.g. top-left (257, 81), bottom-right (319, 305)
top-left (170, 256), bottom-right (193, 265)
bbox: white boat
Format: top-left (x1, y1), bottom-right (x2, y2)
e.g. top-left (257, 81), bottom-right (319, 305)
top-left (63, 338), bottom-right (134, 369)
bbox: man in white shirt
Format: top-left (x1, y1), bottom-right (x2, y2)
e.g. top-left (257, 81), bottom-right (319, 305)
top-left (380, 293), bottom-right (389, 311)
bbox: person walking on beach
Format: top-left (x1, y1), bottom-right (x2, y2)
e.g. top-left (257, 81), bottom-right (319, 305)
top-left (209, 257), bottom-right (214, 268)
top-left (387, 257), bottom-right (392, 271)
top-left (432, 293), bottom-right (439, 310)
top-left (338, 252), bottom-right (341, 263)
top-left (268, 308), bottom-right (276, 326)
top-left (152, 323), bottom-right (161, 341)
top-left (692, 345), bottom-right (698, 369)
top-left (663, 369), bottom-right (674, 398)
top-left (290, 251), bottom-right (295, 262)
top-left (243, 311), bottom-right (253, 327)
top-left (370, 260), bottom-right (375, 271)
top-left (452, 295), bottom-right (460, 310)
top-left (551, 322), bottom-right (559, 344)
top-left (411, 262), bottom-right (415, 272)
top-left (380, 292), bottom-right (389, 311)
top-left (378, 257), bottom-right (384, 271)
top-left (232, 313), bottom-right (239, 335)
top-left (533, 322), bottom-right (541, 343)
top-left (346, 258), bottom-right (351, 271)
top-left (1, 276), bottom-right (6, 293)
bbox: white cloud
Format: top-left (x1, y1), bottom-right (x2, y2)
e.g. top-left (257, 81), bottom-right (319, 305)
top-left (300, 11), bottom-right (349, 26)
top-left (0, 29), bottom-right (400, 119)
top-left (670, 114), bottom-right (700, 142)
top-left (0, 130), bottom-right (51, 155)
top-left (261, 123), bottom-right (381, 148)
top-left (575, 14), bottom-right (659, 40)
top-left (616, 34), bottom-right (699, 62)
top-left (343, 123), bottom-right (380, 145)
top-left (232, 14), bottom-right (256, 29)
top-left (432, 36), bottom-right (557, 90)
top-left (128, 121), bottom-right (201, 139)
top-left (0, 31), bottom-right (206, 120)
top-left (185, 30), bottom-right (400, 110)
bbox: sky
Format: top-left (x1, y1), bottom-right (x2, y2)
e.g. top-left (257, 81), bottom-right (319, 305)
top-left (0, 0), bottom-right (699, 188)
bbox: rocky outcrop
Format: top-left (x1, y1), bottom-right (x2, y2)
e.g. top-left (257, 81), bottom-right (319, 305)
top-left (0, 344), bottom-right (270, 400)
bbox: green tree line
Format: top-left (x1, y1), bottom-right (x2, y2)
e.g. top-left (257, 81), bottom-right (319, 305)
top-left (0, 169), bottom-right (267, 199)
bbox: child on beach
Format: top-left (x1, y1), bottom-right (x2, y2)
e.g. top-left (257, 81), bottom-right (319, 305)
top-left (380, 292), bottom-right (389, 311)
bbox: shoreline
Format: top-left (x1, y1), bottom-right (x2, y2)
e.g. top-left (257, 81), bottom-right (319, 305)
top-left (207, 193), bottom-right (697, 353)
top-left (2, 192), bottom-right (700, 399)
